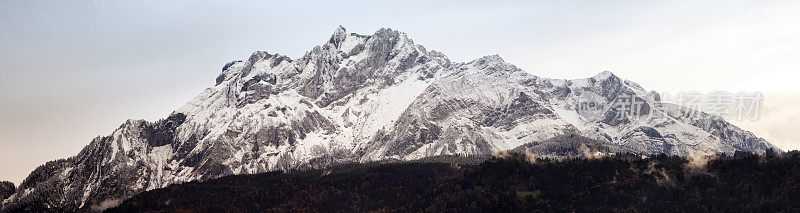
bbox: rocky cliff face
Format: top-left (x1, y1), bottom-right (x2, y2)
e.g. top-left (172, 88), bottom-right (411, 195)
top-left (1, 26), bottom-right (779, 212)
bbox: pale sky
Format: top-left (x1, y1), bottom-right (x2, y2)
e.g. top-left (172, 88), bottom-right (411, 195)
top-left (1, 0), bottom-right (799, 184)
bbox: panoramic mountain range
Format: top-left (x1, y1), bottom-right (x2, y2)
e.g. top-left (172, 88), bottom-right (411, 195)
top-left (1, 27), bottom-right (778, 211)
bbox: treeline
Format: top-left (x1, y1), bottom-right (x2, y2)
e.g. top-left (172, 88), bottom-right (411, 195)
top-left (109, 150), bottom-right (800, 212)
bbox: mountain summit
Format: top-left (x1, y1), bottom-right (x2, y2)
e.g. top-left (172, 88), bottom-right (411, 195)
top-left (2, 27), bottom-right (778, 212)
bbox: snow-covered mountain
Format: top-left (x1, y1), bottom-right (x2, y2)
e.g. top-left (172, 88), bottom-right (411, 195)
top-left (2, 26), bottom-right (778, 211)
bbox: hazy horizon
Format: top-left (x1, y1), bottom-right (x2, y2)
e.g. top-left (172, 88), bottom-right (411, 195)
top-left (1, 0), bottom-right (799, 185)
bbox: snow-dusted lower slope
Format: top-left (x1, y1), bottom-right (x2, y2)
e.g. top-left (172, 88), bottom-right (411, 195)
top-left (535, 71), bottom-right (776, 156)
top-left (2, 26), bottom-right (779, 212)
top-left (361, 55), bottom-right (577, 161)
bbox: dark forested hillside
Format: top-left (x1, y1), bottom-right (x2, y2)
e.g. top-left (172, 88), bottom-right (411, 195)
top-left (109, 150), bottom-right (800, 212)
top-left (0, 181), bottom-right (14, 201)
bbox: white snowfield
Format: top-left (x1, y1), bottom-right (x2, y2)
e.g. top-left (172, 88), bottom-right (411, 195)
top-left (2, 26), bottom-right (778, 211)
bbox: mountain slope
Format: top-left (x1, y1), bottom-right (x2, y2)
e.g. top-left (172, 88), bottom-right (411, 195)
top-left (1, 26), bottom-right (779, 212)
